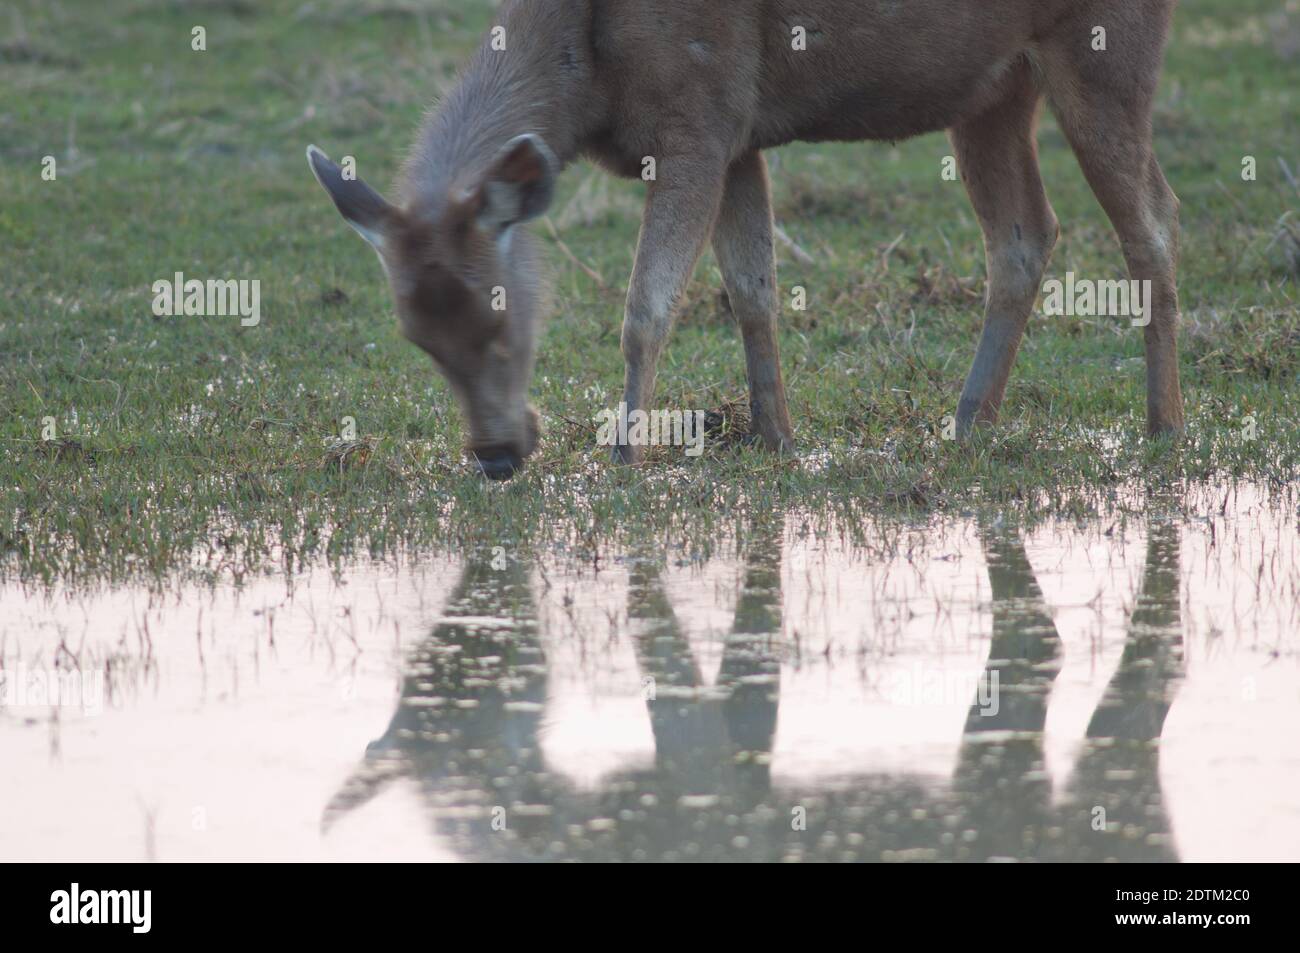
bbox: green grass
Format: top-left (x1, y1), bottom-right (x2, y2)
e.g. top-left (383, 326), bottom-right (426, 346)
top-left (2, 0), bottom-right (1298, 585)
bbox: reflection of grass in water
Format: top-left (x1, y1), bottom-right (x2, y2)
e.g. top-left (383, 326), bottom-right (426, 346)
top-left (2, 0), bottom-right (1298, 585)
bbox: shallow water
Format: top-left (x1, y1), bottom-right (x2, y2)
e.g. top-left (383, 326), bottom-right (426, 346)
top-left (2, 485), bottom-right (1298, 862)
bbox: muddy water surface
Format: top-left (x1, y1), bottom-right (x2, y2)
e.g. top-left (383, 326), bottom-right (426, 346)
top-left (2, 486), bottom-right (1297, 862)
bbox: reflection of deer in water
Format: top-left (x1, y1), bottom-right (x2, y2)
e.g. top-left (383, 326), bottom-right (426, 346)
top-left (325, 521), bottom-right (1184, 862)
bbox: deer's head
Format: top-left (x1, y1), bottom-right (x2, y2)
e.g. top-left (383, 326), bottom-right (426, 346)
top-left (306, 136), bottom-right (556, 480)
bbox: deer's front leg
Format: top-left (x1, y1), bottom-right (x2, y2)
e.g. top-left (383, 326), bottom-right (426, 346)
top-left (615, 154), bottom-right (728, 464)
top-left (713, 151), bottom-right (796, 453)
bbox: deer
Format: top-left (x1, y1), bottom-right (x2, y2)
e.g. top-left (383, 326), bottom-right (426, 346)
top-left (307, 0), bottom-right (1186, 480)
top-left (322, 519), bottom-right (1185, 862)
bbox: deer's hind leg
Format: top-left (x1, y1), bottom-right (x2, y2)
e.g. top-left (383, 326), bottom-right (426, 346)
top-left (951, 59), bottom-right (1060, 438)
top-left (1038, 2), bottom-right (1185, 437)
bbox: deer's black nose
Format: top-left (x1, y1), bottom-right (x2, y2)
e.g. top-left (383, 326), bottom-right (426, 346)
top-left (473, 448), bottom-right (523, 481)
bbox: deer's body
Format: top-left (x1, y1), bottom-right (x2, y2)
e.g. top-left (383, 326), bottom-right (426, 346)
top-left (309, 0), bottom-right (1185, 478)
top-left (584, 1), bottom-right (1051, 164)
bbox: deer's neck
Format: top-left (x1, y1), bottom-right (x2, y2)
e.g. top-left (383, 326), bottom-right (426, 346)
top-left (401, 0), bottom-right (597, 214)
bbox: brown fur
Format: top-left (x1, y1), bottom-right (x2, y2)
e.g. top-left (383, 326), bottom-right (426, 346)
top-left (308, 0), bottom-right (1186, 476)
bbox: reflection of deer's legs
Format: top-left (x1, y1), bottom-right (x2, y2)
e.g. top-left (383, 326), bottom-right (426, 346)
top-left (627, 519), bottom-right (785, 797)
top-left (1055, 522), bottom-right (1184, 862)
top-left (627, 558), bottom-right (729, 778)
top-left (953, 530), bottom-right (1063, 860)
top-left (718, 520), bottom-right (784, 797)
top-left (963, 532), bottom-right (1063, 734)
top-left (323, 550), bottom-right (550, 841)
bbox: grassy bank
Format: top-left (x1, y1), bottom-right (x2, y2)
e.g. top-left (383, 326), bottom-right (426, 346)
top-left (1, 0), bottom-right (1298, 585)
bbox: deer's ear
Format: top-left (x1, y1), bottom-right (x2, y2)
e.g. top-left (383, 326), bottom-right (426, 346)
top-left (472, 134), bottom-right (557, 237)
top-left (306, 145), bottom-right (396, 252)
